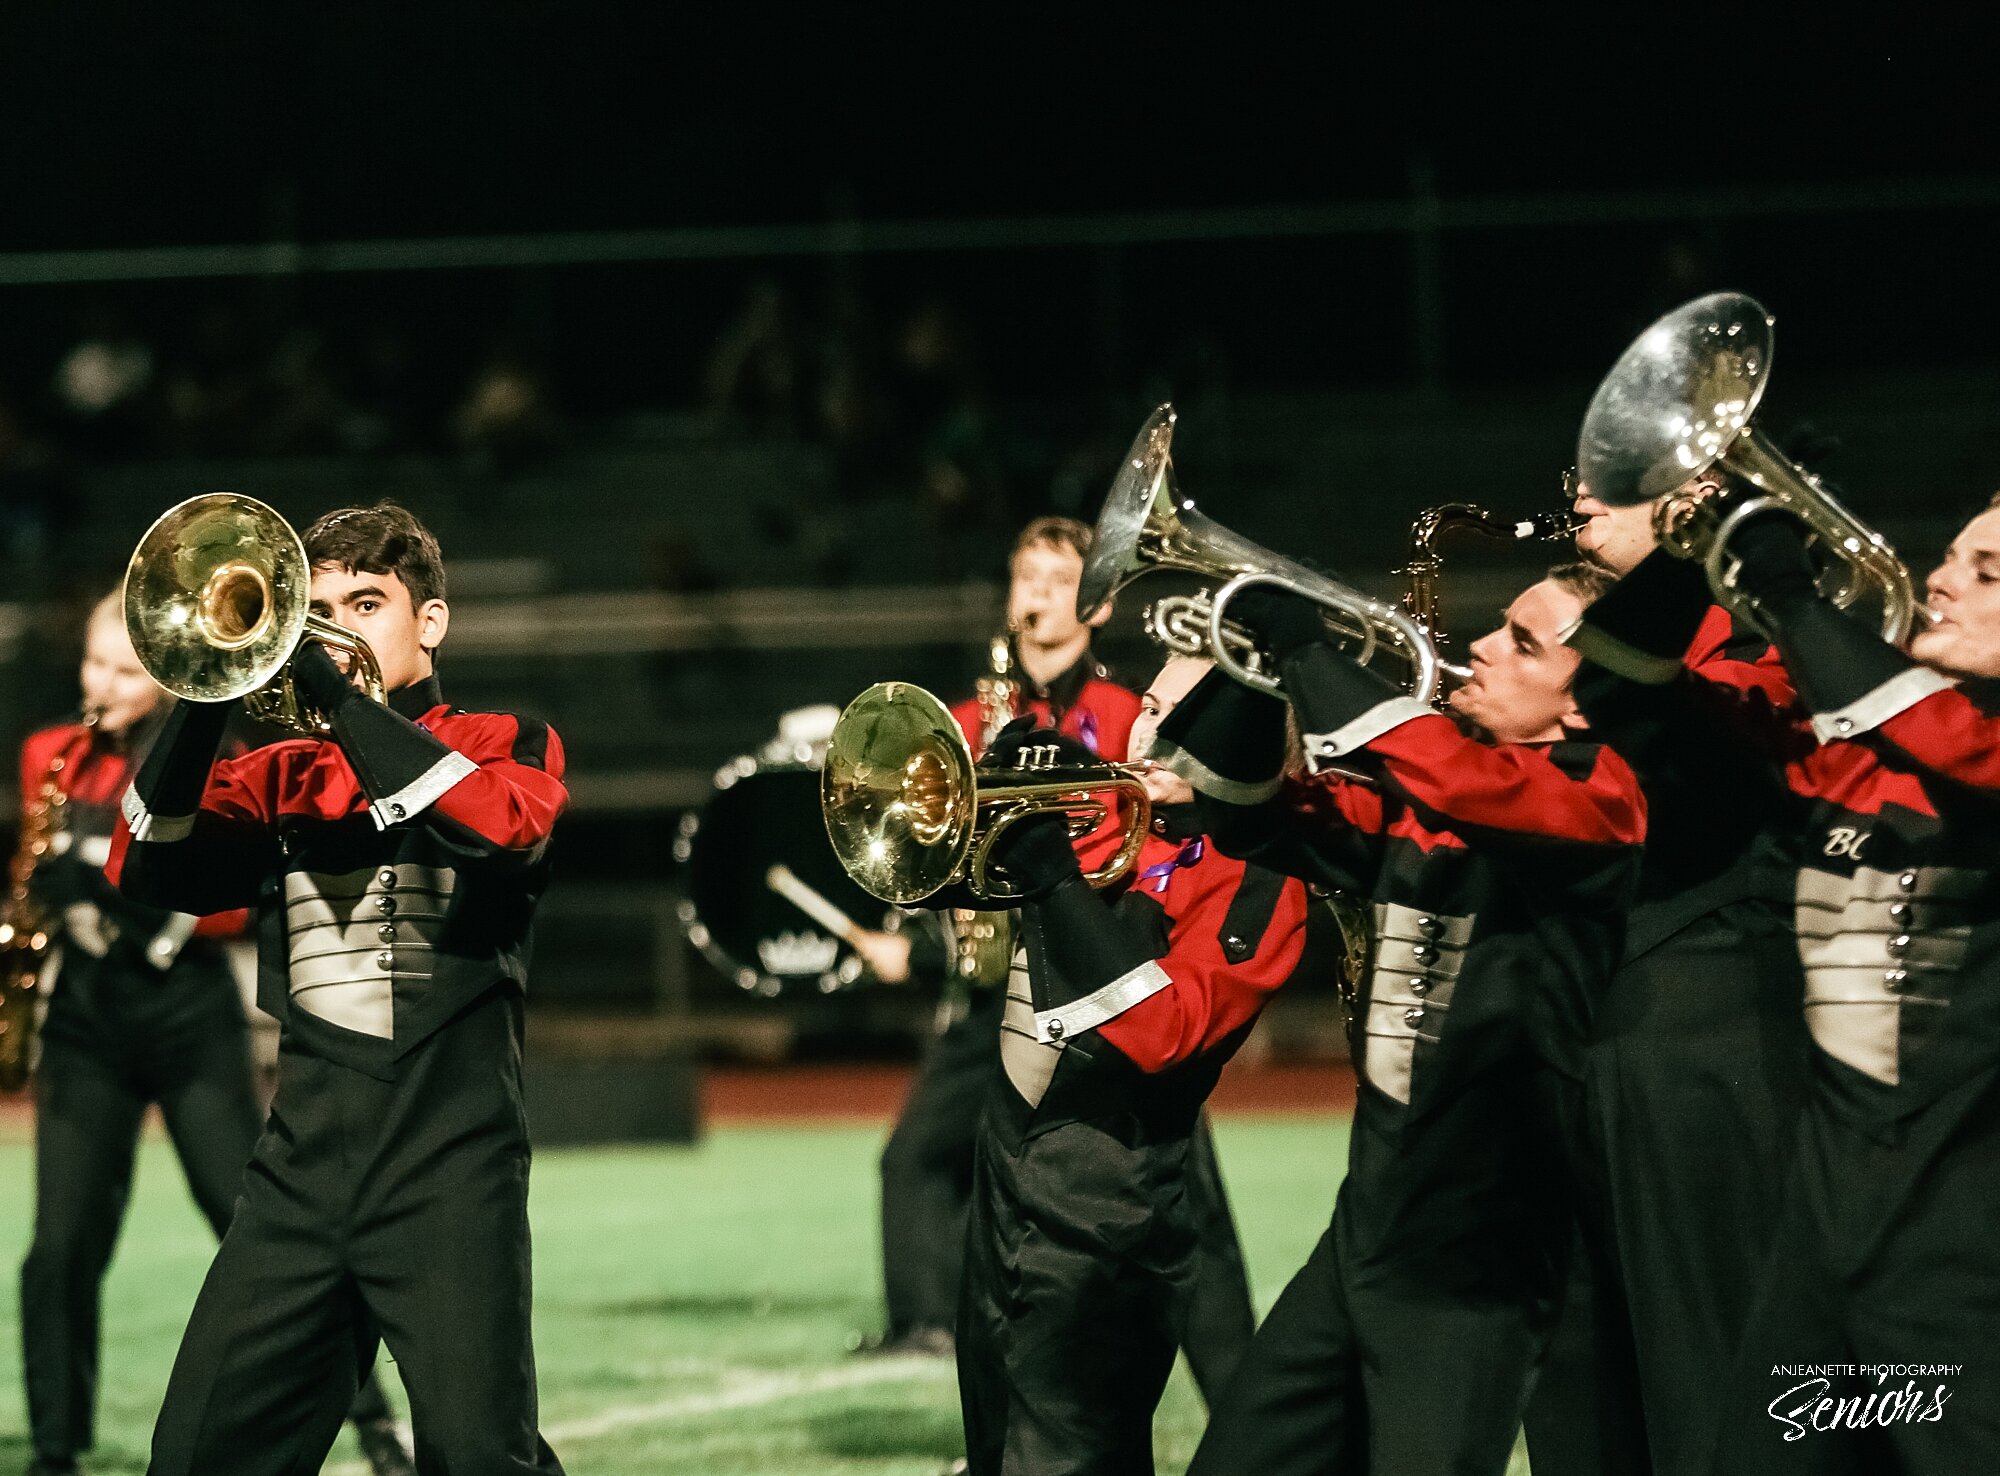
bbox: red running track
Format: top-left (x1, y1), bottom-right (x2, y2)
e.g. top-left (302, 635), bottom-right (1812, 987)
top-left (1, 1061), bottom-right (1354, 1133)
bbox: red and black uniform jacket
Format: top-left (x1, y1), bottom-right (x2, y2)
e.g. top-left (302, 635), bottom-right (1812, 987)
top-left (1157, 658), bottom-right (1644, 1285)
top-left (1687, 642), bottom-right (2000, 1141)
top-left (1575, 549), bottom-right (2000, 1140)
top-left (107, 676), bottom-right (566, 1080)
top-left (1569, 588), bottom-right (1809, 958)
top-left (994, 804), bottom-right (1308, 1146)
top-left (24, 713), bottom-right (247, 969)
top-left (951, 646), bottom-right (1140, 762)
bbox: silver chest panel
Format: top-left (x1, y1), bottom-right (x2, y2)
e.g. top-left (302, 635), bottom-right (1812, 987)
top-left (1362, 902), bottom-right (1474, 1106)
top-left (999, 945), bottom-right (1061, 1107)
top-left (283, 862), bottom-right (456, 1039)
top-left (1795, 863), bottom-right (1978, 1086)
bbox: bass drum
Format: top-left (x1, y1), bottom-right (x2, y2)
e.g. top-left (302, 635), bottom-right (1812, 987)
top-left (673, 756), bottom-right (903, 998)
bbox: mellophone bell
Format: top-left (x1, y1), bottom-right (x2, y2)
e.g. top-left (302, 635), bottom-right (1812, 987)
top-left (124, 492), bottom-right (387, 730)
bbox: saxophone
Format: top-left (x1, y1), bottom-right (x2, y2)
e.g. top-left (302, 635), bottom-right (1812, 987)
top-left (1399, 494), bottom-right (1586, 694)
top-left (949, 630), bottom-right (1020, 990)
top-left (0, 716), bottom-right (95, 1091)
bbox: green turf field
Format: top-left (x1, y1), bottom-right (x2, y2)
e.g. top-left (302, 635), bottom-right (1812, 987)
top-left (0, 1112), bottom-right (1531, 1475)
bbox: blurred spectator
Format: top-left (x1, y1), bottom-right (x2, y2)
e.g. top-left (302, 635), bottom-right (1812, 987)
top-left (255, 328), bottom-right (361, 455)
top-left (451, 338), bottom-right (562, 475)
top-left (892, 300), bottom-right (1012, 578)
top-left (51, 304), bottom-right (155, 457)
top-left (704, 278), bottom-right (807, 437)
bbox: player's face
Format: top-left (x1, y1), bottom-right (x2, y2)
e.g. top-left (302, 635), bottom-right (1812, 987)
top-left (79, 614), bottom-right (162, 735)
top-left (308, 565), bottom-right (447, 694)
top-left (1572, 481), bottom-right (1660, 576)
top-left (1007, 541), bottom-right (1102, 651)
top-left (1127, 656), bottom-right (1210, 805)
top-left (1913, 506), bottom-right (2000, 680)
top-left (1449, 579), bottom-right (1585, 745)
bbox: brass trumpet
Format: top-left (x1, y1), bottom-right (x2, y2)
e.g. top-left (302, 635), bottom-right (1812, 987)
top-left (822, 682), bottom-right (1151, 905)
top-left (1078, 404), bottom-right (1441, 702)
top-left (124, 493), bottom-right (386, 735)
top-left (1577, 292), bottom-right (1926, 643)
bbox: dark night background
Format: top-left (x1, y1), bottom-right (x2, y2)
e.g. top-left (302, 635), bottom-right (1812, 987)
top-left (1, 9), bottom-right (1993, 1028)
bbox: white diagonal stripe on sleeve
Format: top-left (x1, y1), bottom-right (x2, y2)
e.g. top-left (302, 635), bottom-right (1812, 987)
top-left (369, 750), bottom-right (479, 830)
top-left (1302, 696), bottom-right (1434, 768)
top-left (1811, 666), bottom-right (1956, 744)
top-left (1034, 959), bottom-right (1173, 1043)
top-left (121, 784), bottom-right (193, 844)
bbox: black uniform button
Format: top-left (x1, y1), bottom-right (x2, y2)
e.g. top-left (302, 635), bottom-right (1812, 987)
top-left (1889, 902), bottom-right (1913, 925)
top-left (1409, 979), bottom-right (1431, 998)
top-left (1884, 968), bottom-right (1911, 991)
top-left (1417, 915), bottom-right (1442, 938)
top-left (378, 869), bottom-right (397, 888)
top-left (376, 896), bottom-right (397, 916)
top-left (1887, 934), bottom-right (1911, 958)
top-left (1224, 934), bottom-right (1246, 955)
top-left (1046, 1018), bottom-right (1066, 1041)
top-left (1402, 1005), bottom-right (1426, 1028)
top-left (1151, 816), bottom-right (1168, 835)
top-left (389, 802), bottom-right (407, 820)
top-left (375, 950), bottom-right (394, 970)
top-left (377, 923), bottom-right (396, 943)
top-left (1899, 870), bottom-right (1920, 893)
top-left (1411, 942), bottom-right (1436, 965)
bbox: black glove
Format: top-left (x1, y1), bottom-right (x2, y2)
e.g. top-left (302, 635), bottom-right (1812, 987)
top-left (1574, 548), bottom-right (1713, 666)
top-left (980, 716), bottom-right (1097, 772)
top-left (985, 812), bottom-right (1081, 900)
top-left (1151, 667), bottom-right (1290, 802)
top-left (291, 640), bottom-right (361, 717)
top-left (1723, 503), bottom-right (1819, 620)
top-left (1228, 584), bottom-right (1330, 665)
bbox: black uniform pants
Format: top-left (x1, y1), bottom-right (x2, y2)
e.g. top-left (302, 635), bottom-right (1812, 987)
top-left (1186, 1208), bottom-right (1559, 1476)
top-left (882, 990), bottom-right (1004, 1335)
top-left (884, 999), bottom-right (1253, 1401)
top-left (147, 996), bottom-right (560, 1476)
top-left (1530, 906), bottom-right (1806, 1476)
top-left (959, 1110), bottom-right (1204, 1476)
top-left (1708, 1073), bottom-right (2000, 1476)
top-left (17, 956), bottom-right (393, 1464)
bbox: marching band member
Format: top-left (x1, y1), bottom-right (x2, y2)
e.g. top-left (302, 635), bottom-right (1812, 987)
top-left (872, 516), bottom-right (1261, 1400)
top-left (13, 594), bottom-right (412, 1476)
top-left (107, 502), bottom-right (568, 1476)
top-left (1520, 481), bottom-right (1812, 1476)
top-left (1156, 564), bottom-right (1645, 1476)
top-left (1588, 496), bottom-right (2000, 1474)
top-left (951, 654), bottom-right (1309, 1476)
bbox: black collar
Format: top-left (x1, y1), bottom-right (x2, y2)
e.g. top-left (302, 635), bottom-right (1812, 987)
top-left (389, 674), bottom-right (446, 720)
top-left (1017, 644), bottom-right (1099, 717)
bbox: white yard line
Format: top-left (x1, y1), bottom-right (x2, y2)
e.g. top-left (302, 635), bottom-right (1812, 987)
top-left (323, 1356), bottom-right (952, 1471)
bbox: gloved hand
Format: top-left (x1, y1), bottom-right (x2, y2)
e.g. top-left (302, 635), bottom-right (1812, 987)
top-left (980, 716), bottom-right (1097, 772)
top-left (291, 640), bottom-right (360, 716)
top-left (1574, 547), bottom-right (1713, 663)
top-left (986, 812), bottom-right (1081, 900)
top-left (1722, 503), bottom-right (1819, 620)
top-left (1227, 584), bottom-right (1329, 665)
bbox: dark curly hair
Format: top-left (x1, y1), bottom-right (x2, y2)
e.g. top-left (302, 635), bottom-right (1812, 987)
top-left (302, 500), bottom-right (446, 607)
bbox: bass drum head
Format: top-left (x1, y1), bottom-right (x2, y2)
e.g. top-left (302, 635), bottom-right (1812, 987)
top-left (673, 759), bottom-right (900, 997)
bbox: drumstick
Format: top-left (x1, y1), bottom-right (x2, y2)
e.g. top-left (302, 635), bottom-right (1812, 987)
top-left (766, 865), bottom-right (866, 945)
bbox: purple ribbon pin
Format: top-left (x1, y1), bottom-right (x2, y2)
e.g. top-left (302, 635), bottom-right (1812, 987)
top-left (1138, 837), bottom-right (1204, 892)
